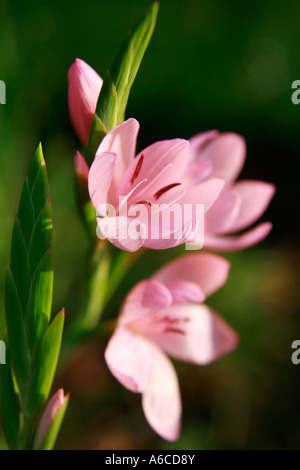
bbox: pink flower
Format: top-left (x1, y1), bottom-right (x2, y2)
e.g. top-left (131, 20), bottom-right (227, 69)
top-left (34, 389), bottom-right (69, 449)
top-left (184, 131), bottom-right (276, 251)
top-left (104, 253), bottom-right (238, 441)
top-left (68, 59), bottom-right (103, 145)
top-left (87, 118), bottom-right (224, 251)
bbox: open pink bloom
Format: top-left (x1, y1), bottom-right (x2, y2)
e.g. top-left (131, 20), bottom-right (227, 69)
top-left (87, 118), bottom-right (225, 252)
top-left (68, 59), bottom-right (103, 145)
top-left (184, 131), bottom-right (276, 251)
top-left (105, 253), bottom-right (238, 441)
top-left (34, 389), bottom-right (69, 449)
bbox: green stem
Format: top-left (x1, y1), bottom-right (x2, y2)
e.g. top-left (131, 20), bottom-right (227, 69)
top-left (60, 243), bottom-right (145, 362)
top-left (78, 241), bottom-right (111, 331)
top-left (62, 240), bottom-right (110, 349)
top-left (19, 413), bottom-right (35, 450)
top-left (105, 247), bottom-right (146, 306)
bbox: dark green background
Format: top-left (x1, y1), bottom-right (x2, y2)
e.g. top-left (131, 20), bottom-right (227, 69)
top-left (0, 0), bottom-right (299, 449)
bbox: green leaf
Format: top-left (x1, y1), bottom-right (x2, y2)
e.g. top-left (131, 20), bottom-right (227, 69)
top-left (5, 143), bottom-right (53, 385)
top-left (86, 115), bottom-right (108, 164)
top-left (2, 144), bottom-right (66, 449)
top-left (99, 2), bottom-right (159, 126)
top-left (34, 394), bottom-right (69, 450)
top-left (0, 345), bottom-right (21, 450)
top-left (5, 268), bottom-right (31, 385)
top-left (86, 2), bottom-right (159, 162)
top-left (75, 242), bottom-right (110, 332)
top-left (10, 218), bottom-right (31, 314)
top-left (25, 246), bottom-right (53, 356)
top-left (28, 197), bottom-right (52, 272)
top-left (25, 310), bottom-right (65, 416)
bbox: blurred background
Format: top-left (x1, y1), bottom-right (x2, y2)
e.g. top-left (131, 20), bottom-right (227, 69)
top-left (0, 0), bottom-right (299, 450)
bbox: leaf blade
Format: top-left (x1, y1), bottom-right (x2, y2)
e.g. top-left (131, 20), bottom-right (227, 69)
top-left (5, 267), bottom-right (31, 385)
top-left (25, 310), bottom-right (65, 416)
top-left (86, 2), bottom-right (159, 162)
top-left (5, 143), bottom-right (54, 386)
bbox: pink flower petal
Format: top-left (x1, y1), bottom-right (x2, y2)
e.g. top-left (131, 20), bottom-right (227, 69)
top-left (105, 327), bottom-right (182, 441)
top-left (142, 344), bottom-right (181, 442)
top-left (68, 58), bottom-right (103, 145)
top-left (142, 227), bottom-right (196, 250)
top-left (153, 253), bottom-right (230, 297)
top-left (179, 178), bottom-right (225, 213)
top-left (181, 158), bottom-right (213, 186)
top-left (119, 280), bottom-right (173, 326)
top-left (205, 188), bottom-right (241, 234)
top-left (141, 179), bottom-right (222, 249)
top-left (138, 189), bottom-right (197, 250)
top-left (163, 280), bottom-right (205, 304)
top-left (74, 151), bottom-right (89, 180)
top-left (229, 180), bottom-right (276, 233)
top-left (143, 304), bottom-right (238, 365)
top-left (88, 152), bottom-right (117, 216)
top-left (197, 133), bottom-right (246, 184)
top-left (118, 139), bottom-right (190, 205)
top-left (96, 118), bottom-right (140, 204)
top-left (97, 215), bottom-right (145, 252)
top-left (204, 222), bottom-right (273, 251)
top-left (104, 327), bottom-right (152, 393)
top-left (189, 130), bottom-right (219, 159)
top-left (142, 213), bottom-right (197, 250)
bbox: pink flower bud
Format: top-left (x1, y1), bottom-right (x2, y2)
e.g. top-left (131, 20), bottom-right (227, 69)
top-left (34, 389), bottom-right (69, 449)
top-left (68, 58), bottom-right (103, 145)
top-left (74, 151), bottom-right (89, 180)
top-left (74, 151), bottom-right (90, 205)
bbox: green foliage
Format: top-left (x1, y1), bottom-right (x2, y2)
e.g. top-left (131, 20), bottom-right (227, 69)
top-left (86, 2), bottom-right (159, 163)
top-left (26, 310), bottom-right (64, 416)
top-left (1, 145), bottom-right (65, 449)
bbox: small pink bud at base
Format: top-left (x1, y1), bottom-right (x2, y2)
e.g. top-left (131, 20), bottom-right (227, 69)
top-left (74, 151), bottom-right (89, 180)
top-left (68, 58), bottom-right (103, 145)
top-left (34, 389), bottom-right (69, 449)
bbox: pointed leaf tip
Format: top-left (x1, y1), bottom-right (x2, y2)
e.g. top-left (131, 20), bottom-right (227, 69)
top-left (86, 3), bottom-right (159, 162)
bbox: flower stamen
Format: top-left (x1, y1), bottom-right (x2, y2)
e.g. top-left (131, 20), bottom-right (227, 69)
top-left (154, 183), bottom-right (182, 200)
top-left (130, 153), bottom-right (144, 185)
top-left (118, 178), bottom-right (148, 213)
